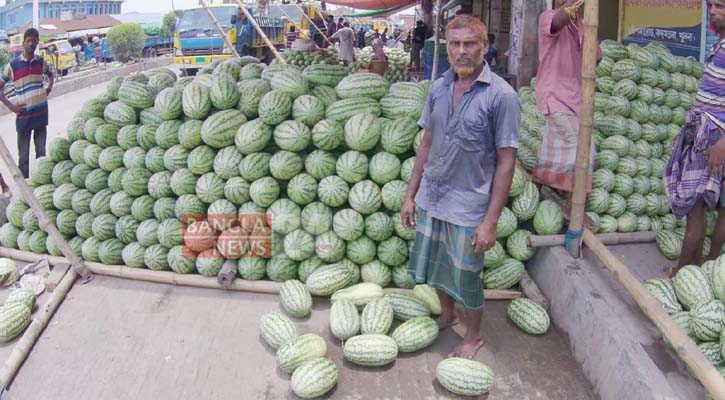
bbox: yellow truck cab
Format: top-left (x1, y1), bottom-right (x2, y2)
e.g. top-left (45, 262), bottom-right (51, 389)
top-left (40, 40), bottom-right (77, 76)
top-left (266, 4), bottom-right (326, 34)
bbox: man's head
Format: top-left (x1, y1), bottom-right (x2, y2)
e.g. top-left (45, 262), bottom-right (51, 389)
top-left (445, 15), bottom-right (488, 78)
top-left (709, 0), bottom-right (725, 35)
top-left (338, 17), bottom-right (344, 23)
top-left (487, 33), bottom-right (496, 45)
top-left (416, 20), bottom-right (424, 27)
top-left (23, 28), bottom-right (39, 56)
top-left (344, 22), bottom-right (350, 28)
top-left (290, 25), bottom-right (296, 32)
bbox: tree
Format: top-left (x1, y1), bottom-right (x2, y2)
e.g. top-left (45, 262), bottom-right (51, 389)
top-left (160, 12), bottom-right (176, 38)
top-left (107, 23), bottom-right (146, 63)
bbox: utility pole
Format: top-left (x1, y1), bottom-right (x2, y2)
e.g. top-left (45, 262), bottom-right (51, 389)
top-left (32, 0), bottom-right (39, 28)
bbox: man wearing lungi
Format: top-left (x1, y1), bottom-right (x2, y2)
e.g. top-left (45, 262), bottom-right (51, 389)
top-left (401, 15), bottom-right (520, 359)
top-left (532, 0), bottom-right (596, 210)
top-left (664, 0), bottom-right (725, 277)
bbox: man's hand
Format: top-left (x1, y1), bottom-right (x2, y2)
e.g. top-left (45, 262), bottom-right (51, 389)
top-left (472, 220), bottom-right (497, 254)
top-left (11, 103), bottom-right (26, 114)
top-left (46, 86), bottom-right (52, 96)
top-left (706, 136), bottom-right (725, 174)
top-left (400, 197), bottom-right (416, 230)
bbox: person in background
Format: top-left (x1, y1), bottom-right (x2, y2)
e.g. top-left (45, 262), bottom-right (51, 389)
top-left (94, 44), bottom-right (102, 66)
top-left (326, 15), bottom-right (336, 42)
top-left (407, 20), bottom-right (427, 72)
top-left (337, 17), bottom-right (345, 31)
top-left (664, 0), bottom-right (725, 277)
top-left (382, 28), bottom-right (389, 43)
top-left (484, 33), bottom-right (500, 66)
top-left (358, 26), bottom-right (366, 49)
top-left (286, 25), bottom-right (298, 49)
top-left (0, 27), bottom-right (54, 192)
top-left (532, 0), bottom-right (599, 214)
top-left (402, 15), bottom-right (519, 359)
top-left (330, 22), bottom-right (354, 65)
top-left (290, 30), bottom-right (318, 52)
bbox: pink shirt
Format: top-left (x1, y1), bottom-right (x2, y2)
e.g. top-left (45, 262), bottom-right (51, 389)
top-left (535, 10), bottom-right (584, 116)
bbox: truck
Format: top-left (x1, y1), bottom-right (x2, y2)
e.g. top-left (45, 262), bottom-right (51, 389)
top-left (84, 34), bottom-right (173, 62)
top-left (173, 3), bottom-right (286, 75)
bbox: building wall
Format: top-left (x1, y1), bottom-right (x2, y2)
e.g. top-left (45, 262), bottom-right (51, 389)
top-left (0, 1), bottom-right (122, 31)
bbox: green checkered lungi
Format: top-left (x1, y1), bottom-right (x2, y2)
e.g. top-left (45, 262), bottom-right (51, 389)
top-left (407, 208), bottom-right (485, 310)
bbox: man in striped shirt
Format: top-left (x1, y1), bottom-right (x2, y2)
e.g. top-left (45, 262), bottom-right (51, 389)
top-left (0, 28), bottom-right (54, 181)
top-left (286, 25), bottom-right (298, 49)
top-left (664, 0), bottom-right (725, 277)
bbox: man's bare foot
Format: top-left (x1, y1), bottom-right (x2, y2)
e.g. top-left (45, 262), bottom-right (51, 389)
top-left (437, 311), bottom-right (459, 330)
top-left (452, 334), bottom-right (484, 359)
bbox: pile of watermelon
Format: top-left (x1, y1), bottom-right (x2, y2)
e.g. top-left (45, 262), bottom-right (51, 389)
top-left (517, 40), bottom-right (711, 260)
top-left (350, 47), bottom-right (412, 83)
top-left (280, 49), bottom-right (341, 67)
top-left (0, 55), bottom-right (537, 293)
top-left (646, 256), bottom-right (725, 389)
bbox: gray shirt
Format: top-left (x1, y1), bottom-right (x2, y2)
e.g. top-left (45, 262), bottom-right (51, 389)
top-left (416, 66), bottom-right (521, 228)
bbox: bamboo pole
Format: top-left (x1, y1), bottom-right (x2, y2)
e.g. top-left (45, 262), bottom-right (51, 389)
top-left (216, 259), bottom-right (238, 288)
top-left (295, 5), bottom-right (333, 47)
top-left (529, 231), bottom-right (657, 248)
top-left (0, 267), bottom-right (77, 386)
top-left (0, 139), bottom-right (91, 281)
top-left (566, 0), bottom-right (598, 258)
top-left (430, 0), bottom-right (441, 79)
top-left (582, 230), bottom-right (725, 400)
top-left (233, 0), bottom-right (286, 63)
top-left (0, 247), bottom-right (521, 300)
top-left (197, 0), bottom-right (241, 58)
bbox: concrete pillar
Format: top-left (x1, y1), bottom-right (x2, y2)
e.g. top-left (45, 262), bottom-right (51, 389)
top-left (508, 0), bottom-right (546, 89)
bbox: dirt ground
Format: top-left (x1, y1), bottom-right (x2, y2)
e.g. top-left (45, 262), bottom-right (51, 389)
top-left (0, 274), bottom-right (595, 400)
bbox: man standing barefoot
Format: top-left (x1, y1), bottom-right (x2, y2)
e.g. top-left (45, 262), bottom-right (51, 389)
top-left (402, 15), bottom-right (520, 359)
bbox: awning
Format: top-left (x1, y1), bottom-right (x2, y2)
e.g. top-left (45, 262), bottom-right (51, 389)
top-left (343, 5), bottom-right (406, 17)
top-left (325, 0), bottom-right (417, 11)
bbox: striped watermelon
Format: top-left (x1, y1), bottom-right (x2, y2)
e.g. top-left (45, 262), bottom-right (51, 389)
top-left (511, 181), bottom-right (540, 221)
top-left (154, 88), bottom-right (182, 121)
top-left (182, 82), bottom-right (212, 120)
top-left (209, 72), bottom-right (240, 110)
top-left (103, 101), bottom-right (137, 127)
top-left (292, 95), bottom-right (325, 127)
top-left (118, 81), bottom-right (154, 109)
top-left (0, 303), bottom-right (31, 342)
top-left (311, 119), bottom-right (343, 151)
top-left (201, 109), bottom-right (247, 149)
top-left (346, 236), bottom-right (377, 265)
top-left (286, 173), bottom-right (317, 205)
top-left (384, 293), bottom-right (430, 320)
top-left (273, 120), bottom-right (311, 152)
top-left (436, 358), bottom-right (494, 396)
top-left (381, 117), bottom-right (418, 154)
top-left (235, 119), bottom-right (273, 155)
top-left (360, 297), bottom-right (394, 334)
top-left (315, 231), bottom-right (346, 263)
top-left (326, 97), bottom-right (381, 122)
top-left (310, 85), bottom-right (338, 107)
top-left (673, 265), bottom-right (713, 310)
top-left (305, 263), bottom-right (354, 296)
top-left (360, 260), bottom-right (391, 287)
top-left (187, 145), bottom-right (215, 175)
top-left (237, 79), bottom-right (271, 118)
top-left (258, 90), bottom-right (292, 126)
top-left (689, 299), bottom-right (725, 342)
top-left (329, 298), bottom-right (360, 340)
top-left (302, 64), bottom-right (348, 87)
top-left (656, 230), bottom-right (682, 260)
top-left (290, 358), bottom-right (338, 399)
top-left (276, 333), bottom-right (327, 374)
top-left (644, 278), bottom-right (682, 314)
top-left (155, 120), bottom-right (182, 149)
top-left (304, 150), bottom-right (337, 180)
top-left (482, 258), bottom-right (525, 289)
top-left (332, 208), bottom-right (363, 241)
top-left (336, 73), bottom-right (389, 100)
top-left (280, 279), bottom-right (313, 318)
top-left (178, 120), bottom-right (203, 150)
top-left (344, 113), bottom-right (382, 151)
top-left (269, 151), bottom-right (303, 180)
top-left (391, 316), bottom-right (438, 352)
top-left (270, 68), bottom-right (308, 98)
top-left (343, 334), bottom-right (398, 366)
top-left (348, 180), bottom-right (382, 215)
top-left (507, 297), bottom-right (550, 335)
